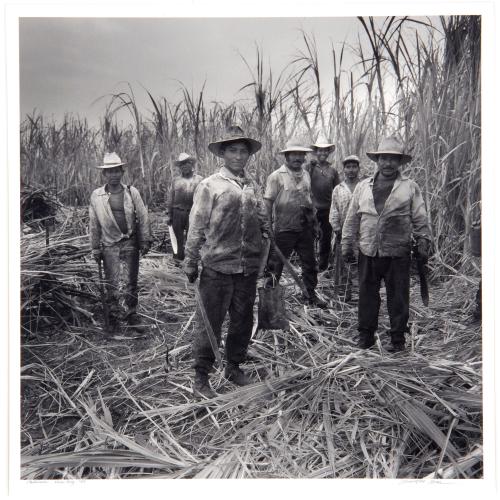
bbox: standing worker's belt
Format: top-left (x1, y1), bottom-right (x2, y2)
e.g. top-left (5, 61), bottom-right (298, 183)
top-left (173, 206), bottom-right (191, 212)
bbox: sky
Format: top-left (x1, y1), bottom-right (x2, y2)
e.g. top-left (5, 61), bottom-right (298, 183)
top-left (19, 16), bottom-right (437, 127)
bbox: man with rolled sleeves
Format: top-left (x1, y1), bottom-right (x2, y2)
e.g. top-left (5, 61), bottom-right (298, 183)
top-left (342, 137), bottom-right (431, 352)
top-left (264, 139), bottom-right (327, 309)
top-left (183, 126), bottom-right (270, 399)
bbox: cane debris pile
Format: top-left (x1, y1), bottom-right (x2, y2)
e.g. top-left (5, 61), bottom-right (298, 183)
top-left (21, 214), bottom-right (483, 479)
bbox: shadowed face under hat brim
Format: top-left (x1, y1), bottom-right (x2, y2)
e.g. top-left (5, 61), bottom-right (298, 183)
top-left (208, 138), bottom-right (262, 157)
top-left (366, 151), bottom-right (412, 164)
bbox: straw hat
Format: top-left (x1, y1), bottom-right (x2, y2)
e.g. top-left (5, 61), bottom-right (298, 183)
top-left (96, 152), bottom-right (126, 169)
top-left (366, 136), bottom-right (412, 164)
top-left (342, 154), bottom-right (360, 165)
top-left (279, 138), bottom-right (313, 154)
top-left (208, 125), bottom-right (262, 157)
top-left (175, 153), bottom-right (196, 165)
top-left (311, 134), bottom-right (335, 150)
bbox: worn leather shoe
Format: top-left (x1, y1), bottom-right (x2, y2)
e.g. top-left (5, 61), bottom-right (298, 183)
top-left (225, 363), bottom-right (251, 386)
top-left (193, 371), bottom-right (217, 399)
top-left (126, 313), bottom-right (147, 333)
top-left (357, 337), bottom-right (375, 349)
top-left (388, 343), bottom-right (405, 353)
top-left (308, 292), bottom-right (328, 309)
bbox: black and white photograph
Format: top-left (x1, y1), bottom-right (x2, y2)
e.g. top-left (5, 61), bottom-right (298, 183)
top-left (4, 0), bottom-right (499, 496)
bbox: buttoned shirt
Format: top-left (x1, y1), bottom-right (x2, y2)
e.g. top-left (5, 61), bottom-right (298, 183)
top-left (166, 174), bottom-right (203, 214)
top-left (342, 172), bottom-right (430, 257)
top-left (89, 183), bottom-right (151, 249)
top-left (183, 167), bottom-right (270, 275)
top-left (264, 164), bottom-right (314, 233)
top-left (329, 181), bottom-right (356, 232)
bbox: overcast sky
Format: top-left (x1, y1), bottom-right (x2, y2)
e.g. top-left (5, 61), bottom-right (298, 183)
top-left (19, 16), bottom-right (440, 127)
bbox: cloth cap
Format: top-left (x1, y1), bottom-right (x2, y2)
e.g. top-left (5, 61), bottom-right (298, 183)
top-left (208, 125), bottom-right (262, 157)
top-left (279, 138), bottom-right (313, 154)
top-left (342, 154), bottom-right (360, 165)
top-left (96, 152), bottom-right (126, 169)
top-left (366, 136), bottom-right (412, 164)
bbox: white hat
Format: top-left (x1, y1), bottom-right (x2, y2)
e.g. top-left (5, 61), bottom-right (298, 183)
top-left (311, 134), bottom-right (335, 150)
top-left (279, 138), bottom-right (313, 154)
top-left (96, 152), bottom-right (126, 169)
top-left (175, 153), bottom-right (196, 165)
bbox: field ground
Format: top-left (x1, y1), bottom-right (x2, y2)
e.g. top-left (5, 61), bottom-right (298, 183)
top-left (20, 219), bottom-right (482, 479)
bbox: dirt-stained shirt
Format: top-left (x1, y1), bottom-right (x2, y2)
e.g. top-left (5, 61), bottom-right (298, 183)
top-left (342, 172), bottom-right (430, 257)
top-left (264, 165), bottom-right (314, 233)
top-left (89, 183), bottom-right (151, 249)
top-left (183, 167), bottom-right (270, 275)
top-left (166, 174), bottom-right (203, 214)
top-left (329, 181), bottom-right (356, 232)
top-left (304, 161), bottom-right (340, 210)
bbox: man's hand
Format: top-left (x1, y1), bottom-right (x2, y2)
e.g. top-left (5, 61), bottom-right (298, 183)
top-left (416, 239), bottom-right (430, 261)
top-left (185, 267), bottom-right (199, 284)
top-left (335, 230), bottom-right (342, 243)
top-left (342, 249), bottom-right (356, 264)
top-left (166, 216), bottom-right (173, 226)
top-left (140, 242), bottom-right (151, 256)
top-left (92, 249), bottom-right (102, 263)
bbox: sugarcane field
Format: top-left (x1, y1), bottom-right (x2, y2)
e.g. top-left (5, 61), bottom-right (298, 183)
top-left (13, 10), bottom-right (491, 492)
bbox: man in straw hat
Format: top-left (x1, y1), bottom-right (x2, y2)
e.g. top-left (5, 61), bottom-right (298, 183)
top-left (264, 138), bottom-right (327, 309)
top-left (166, 153), bottom-right (203, 261)
top-left (329, 154), bottom-right (361, 301)
top-left (89, 152), bottom-right (152, 334)
top-left (305, 134), bottom-right (340, 271)
top-left (183, 126), bottom-right (270, 399)
top-left (342, 136), bottom-right (431, 352)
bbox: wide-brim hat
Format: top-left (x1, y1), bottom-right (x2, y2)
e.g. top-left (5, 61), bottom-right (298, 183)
top-left (279, 138), bottom-right (313, 154)
top-left (175, 152), bottom-right (196, 165)
top-left (311, 134), bottom-right (335, 150)
top-left (96, 152), bottom-right (126, 169)
top-left (366, 136), bottom-right (412, 164)
top-left (208, 126), bottom-right (262, 158)
top-left (342, 154), bottom-right (360, 165)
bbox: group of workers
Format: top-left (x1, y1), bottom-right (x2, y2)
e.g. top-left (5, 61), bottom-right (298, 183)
top-left (89, 126), bottom-right (432, 399)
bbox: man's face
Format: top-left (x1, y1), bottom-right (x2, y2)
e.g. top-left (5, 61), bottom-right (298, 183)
top-left (343, 161), bottom-right (360, 180)
top-left (103, 166), bottom-right (124, 187)
top-left (285, 151), bottom-right (307, 170)
top-left (377, 154), bottom-right (402, 178)
top-left (221, 141), bottom-right (250, 176)
top-left (314, 147), bottom-right (333, 163)
top-left (180, 161), bottom-right (194, 177)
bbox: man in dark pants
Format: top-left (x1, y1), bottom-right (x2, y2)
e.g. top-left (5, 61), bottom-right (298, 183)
top-left (166, 153), bottom-right (203, 261)
top-left (183, 126), bottom-right (270, 399)
top-left (264, 139), bottom-right (327, 309)
top-left (305, 135), bottom-right (340, 271)
top-left (342, 137), bottom-right (430, 352)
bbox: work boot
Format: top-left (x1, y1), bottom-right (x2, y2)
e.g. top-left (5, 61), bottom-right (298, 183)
top-left (225, 363), bottom-right (251, 386)
top-left (126, 313), bottom-right (147, 334)
top-left (388, 343), bottom-right (405, 353)
top-left (357, 333), bottom-right (375, 349)
top-left (106, 315), bottom-right (120, 335)
top-left (193, 370), bottom-right (217, 399)
top-left (307, 292), bottom-right (328, 309)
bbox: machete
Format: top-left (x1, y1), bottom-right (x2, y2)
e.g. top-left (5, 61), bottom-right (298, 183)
top-left (97, 257), bottom-right (111, 333)
top-left (416, 256), bottom-right (429, 306)
top-left (168, 225), bottom-right (178, 255)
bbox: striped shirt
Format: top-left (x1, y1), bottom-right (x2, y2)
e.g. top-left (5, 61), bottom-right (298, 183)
top-left (329, 181), bottom-right (356, 232)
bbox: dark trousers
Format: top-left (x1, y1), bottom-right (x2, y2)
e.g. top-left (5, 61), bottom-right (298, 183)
top-left (172, 207), bottom-right (190, 260)
top-left (102, 238), bottom-right (140, 318)
top-left (193, 267), bottom-right (258, 373)
top-left (316, 208), bottom-right (333, 269)
top-left (267, 228), bottom-right (318, 295)
top-left (358, 252), bottom-right (410, 346)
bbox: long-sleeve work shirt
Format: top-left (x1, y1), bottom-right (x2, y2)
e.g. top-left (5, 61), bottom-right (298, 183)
top-left (329, 181), bottom-right (356, 232)
top-left (342, 172), bottom-right (430, 257)
top-left (184, 167), bottom-right (270, 275)
top-left (89, 183), bottom-right (151, 249)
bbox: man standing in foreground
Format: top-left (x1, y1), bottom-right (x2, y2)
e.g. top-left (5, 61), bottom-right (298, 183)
top-left (329, 155), bottom-right (361, 301)
top-left (265, 139), bottom-right (327, 309)
top-left (305, 135), bottom-right (340, 271)
top-left (166, 153), bottom-right (203, 261)
top-left (89, 152), bottom-right (152, 334)
top-left (342, 137), bottom-right (431, 352)
top-left (183, 126), bottom-right (270, 399)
